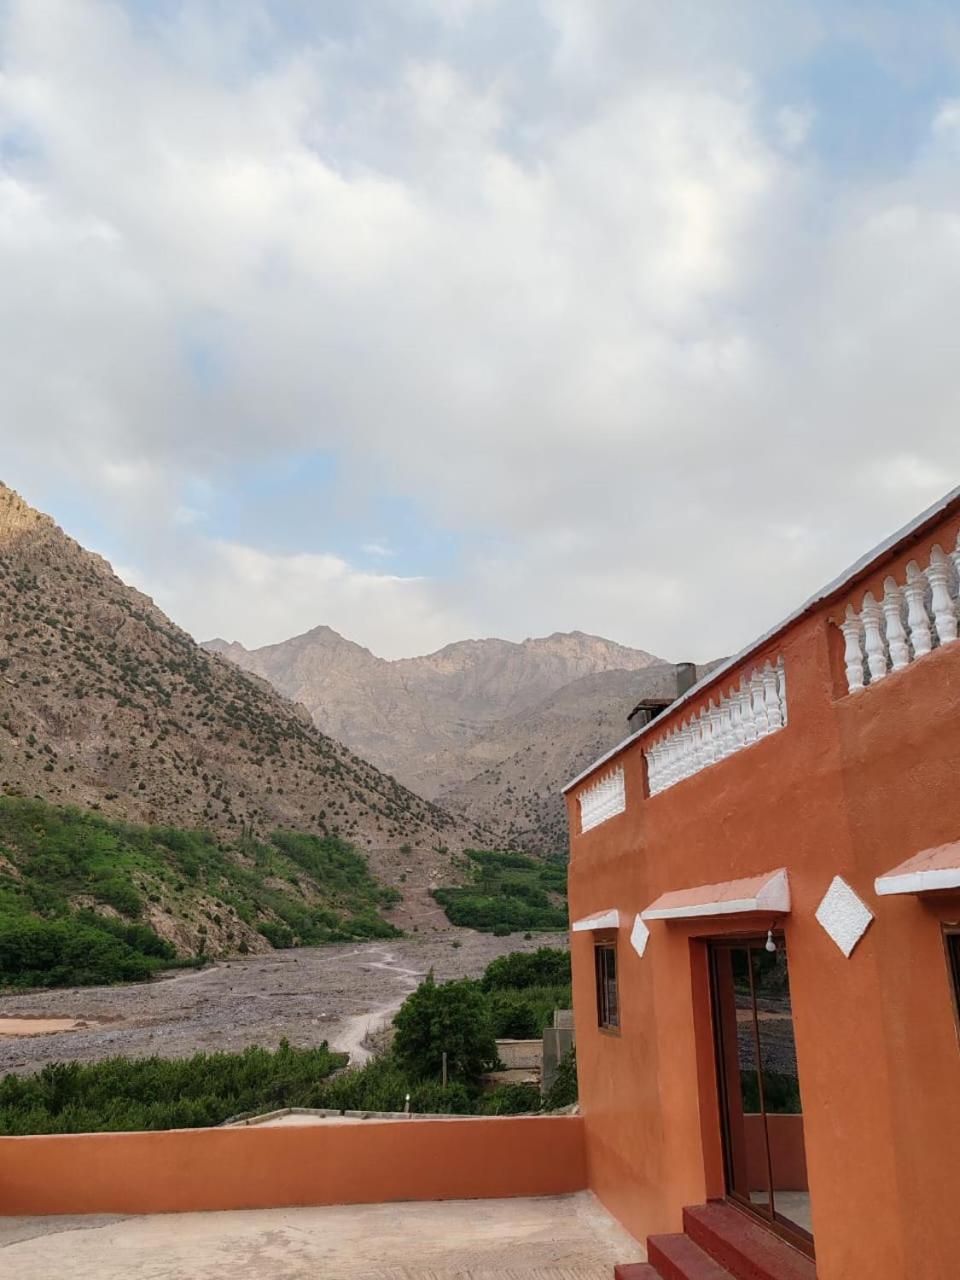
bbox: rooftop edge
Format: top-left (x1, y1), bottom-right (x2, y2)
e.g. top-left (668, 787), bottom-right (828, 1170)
top-left (562, 482), bottom-right (960, 795)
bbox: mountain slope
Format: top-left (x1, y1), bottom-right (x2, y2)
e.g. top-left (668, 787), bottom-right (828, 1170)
top-left (0, 795), bottom-right (402, 977)
top-left (0, 483), bottom-right (477, 862)
top-left (439, 665), bottom-right (699, 852)
top-left (203, 628), bottom-right (662, 801)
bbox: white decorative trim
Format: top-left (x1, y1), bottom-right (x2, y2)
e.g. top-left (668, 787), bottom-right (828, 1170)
top-left (571, 909), bottom-right (620, 933)
top-left (875, 866), bottom-right (960, 896)
top-left (578, 766), bottom-right (626, 833)
top-left (641, 869), bottom-right (790, 921)
top-left (815, 876), bottom-right (873, 957)
top-left (837, 535), bottom-right (960, 695)
top-left (629, 914), bottom-right (650, 958)
top-left (564, 483), bottom-right (960, 795)
top-left (643, 658), bottom-right (787, 798)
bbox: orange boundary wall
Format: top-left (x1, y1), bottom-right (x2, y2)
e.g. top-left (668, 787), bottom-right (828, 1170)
top-left (0, 1115), bottom-right (586, 1216)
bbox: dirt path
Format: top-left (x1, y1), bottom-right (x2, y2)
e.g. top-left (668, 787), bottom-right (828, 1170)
top-left (329, 948), bottom-right (426, 1065)
top-left (0, 930), bottom-right (568, 1076)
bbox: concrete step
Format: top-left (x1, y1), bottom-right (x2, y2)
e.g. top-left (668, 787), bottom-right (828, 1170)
top-left (647, 1233), bottom-right (735, 1280)
top-left (682, 1204), bottom-right (816, 1280)
top-left (613, 1265), bottom-right (661, 1279)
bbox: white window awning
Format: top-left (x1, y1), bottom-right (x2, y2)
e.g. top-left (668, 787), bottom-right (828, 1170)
top-left (875, 840), bottom-right (960, 896)
top-left (641, 868), bottom-right (790, 922)
top-left (571, 909), bottom-right (620, 932)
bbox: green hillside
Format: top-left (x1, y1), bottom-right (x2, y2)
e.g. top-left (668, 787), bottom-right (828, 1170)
top-left (431, 848), bottom-right (568, 934)
top-left (0, 796), bottom-right (399, 988)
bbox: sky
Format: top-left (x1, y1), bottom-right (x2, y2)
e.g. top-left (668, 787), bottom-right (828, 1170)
top-left (3, 0), bottom-right (960, 661)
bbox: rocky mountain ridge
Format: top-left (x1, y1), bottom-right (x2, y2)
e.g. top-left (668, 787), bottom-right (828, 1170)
top-left (203, 627), bottom-right (681, 852)
top-left (0, 483), bottom-right (482, 876)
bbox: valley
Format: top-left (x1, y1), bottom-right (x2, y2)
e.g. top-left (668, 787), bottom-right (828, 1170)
top-left (204, 629), bottom-right (702, 852)
top-left (0, 928), bottom-right (566, 1077)
top-left (0, 482), bottom-right (484, 908)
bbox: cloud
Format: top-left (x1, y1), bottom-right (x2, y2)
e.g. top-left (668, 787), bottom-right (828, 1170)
top-left (122, 538), bottom-right (472, 658)
top-left (3, 1), bottom-right (960, 662)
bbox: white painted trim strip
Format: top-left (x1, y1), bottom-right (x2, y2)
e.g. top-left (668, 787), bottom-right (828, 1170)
top-left (571, 909), bottom-right (620, 932)
top-left (643, 897), bottom-right (761, 921)
top-left (641, 868), bottom-right (790, 922)
top-left (875, 866), bottom-right (960, 896)
top-left (563, 483), bottom-right (960, 794)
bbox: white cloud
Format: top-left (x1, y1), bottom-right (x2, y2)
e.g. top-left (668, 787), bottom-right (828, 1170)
top-left (3, 1), bottom-right (960, 662)
top-left (122, 538), bottom-right (471, 658)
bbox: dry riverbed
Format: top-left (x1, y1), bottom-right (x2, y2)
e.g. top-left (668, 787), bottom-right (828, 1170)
top-left (0, 929), bottom-right (568, 1076)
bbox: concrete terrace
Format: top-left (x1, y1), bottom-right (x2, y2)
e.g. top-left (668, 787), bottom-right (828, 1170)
top-left (1, 1193), bottom-right (646, 1280)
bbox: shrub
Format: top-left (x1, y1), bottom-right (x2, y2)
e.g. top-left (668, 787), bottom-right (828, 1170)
top-left (431, 848), bottom-right (567, 933)
top-left (0, 917), bottom-right (160, 988)
top-left (477, 1083), bottom-right (540, 1115)
top-left (257, 922), bottom-right (294, 949)
top-left (0, 1040), bottom-right (346, 1134)
top-left (392, 973), bottom-right (497, 1084)
top-left (481, 947), bottom-right (571, 992)
top-left (486, 985), bottom-right (570, 1038)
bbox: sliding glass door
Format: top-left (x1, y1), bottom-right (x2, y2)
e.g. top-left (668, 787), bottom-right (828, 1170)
top-left (709, 938), bottom-right (813, 1256)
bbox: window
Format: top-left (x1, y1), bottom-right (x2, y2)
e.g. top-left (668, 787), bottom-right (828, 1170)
top-left (595, 940), bottom-right (620, 1030)
top-left (947, 929), bottom-right (960, 1034)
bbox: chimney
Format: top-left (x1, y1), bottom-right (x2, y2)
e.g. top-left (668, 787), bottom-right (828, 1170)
top-left (626, 662), bottom-right (698, 735)
top-left (675, 661), bottom-right (697, 696)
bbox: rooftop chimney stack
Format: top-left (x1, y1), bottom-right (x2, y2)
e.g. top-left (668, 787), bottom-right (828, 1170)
top-left (626, 662), bottom-right (698, 735)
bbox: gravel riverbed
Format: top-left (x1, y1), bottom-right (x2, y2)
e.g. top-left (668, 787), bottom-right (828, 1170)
top-left (0, 929), bottom-right (568, 1076)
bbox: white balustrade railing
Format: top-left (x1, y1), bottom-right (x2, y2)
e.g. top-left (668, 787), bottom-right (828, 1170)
top-left (579, 766), bottom-right (626, 833)
top-left (839, 534), bottom-right (960, 694)
top-left (644, 658), bottom-right (787, 797)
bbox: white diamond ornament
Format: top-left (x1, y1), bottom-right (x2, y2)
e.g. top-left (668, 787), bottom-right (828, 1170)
top-left (630, 914), bottom-right (650, 959)
top-left (815, 876), bottom-right (874, 957)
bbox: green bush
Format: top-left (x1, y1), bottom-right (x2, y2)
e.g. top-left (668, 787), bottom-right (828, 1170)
top-left (0, 1040), bottom-right (346, 1134)
top-left (481, 947), bottom-right (571, 991)
top-left (393, 973), bottom-right (498, 1083)
top-left (257, 921), bottom-right (295, 949)
top-left (0, 917), bottom-right (159, 987)
top-left (486, 984), bottom-right (570, 1038)
top-left (431, 849), bottom-right (567, 933)
top-left (477, 1083), bottom-right (541, 1115)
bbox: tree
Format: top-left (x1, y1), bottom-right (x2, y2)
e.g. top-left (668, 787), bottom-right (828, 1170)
top-left (481, 946), bottom-right (570, 991)
top-left (392, 973), bottom-right (498, 1083)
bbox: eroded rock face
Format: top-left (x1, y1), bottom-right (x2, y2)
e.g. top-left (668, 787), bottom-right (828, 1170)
top-left (203, 627), bottom-right (674, 850)
top-left (0, 481), bottom-right (482, 868)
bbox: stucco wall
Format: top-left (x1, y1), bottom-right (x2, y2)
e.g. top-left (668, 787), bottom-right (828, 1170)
top-left (0, 1115), bottom-right (586, 1216)
top-left (566, 504), bottom-right (960, 1280)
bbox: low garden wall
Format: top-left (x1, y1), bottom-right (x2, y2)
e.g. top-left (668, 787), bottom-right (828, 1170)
top-left (0, 1113), bottom-right (586, 1216)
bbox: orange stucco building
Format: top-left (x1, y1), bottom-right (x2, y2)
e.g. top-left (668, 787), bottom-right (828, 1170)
top-left (565, 488), bottom-right (960, 1280)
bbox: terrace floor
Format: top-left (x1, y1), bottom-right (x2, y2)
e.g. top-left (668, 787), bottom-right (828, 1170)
top-left (1, 1191), bottom-right (645, 1279)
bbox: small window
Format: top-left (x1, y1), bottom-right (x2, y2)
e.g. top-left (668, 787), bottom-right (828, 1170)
top-left (595, 940), bottom-right (620, 1030)
top-left (947, 930), bottom-right (960, 1033)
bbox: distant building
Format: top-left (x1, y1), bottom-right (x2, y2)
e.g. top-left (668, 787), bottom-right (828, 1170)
top-left (564, 487), bottom-right (960, 1280)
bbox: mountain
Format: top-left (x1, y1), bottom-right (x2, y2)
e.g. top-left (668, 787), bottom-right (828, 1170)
top-left (203, 627), bottom-right (670, 851)
top-left (0, 483), bottom-right (479, 876)
top-left (438, 664), bottom-right (717, 852)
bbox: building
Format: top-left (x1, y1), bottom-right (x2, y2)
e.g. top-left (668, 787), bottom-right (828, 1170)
top-left (564, 487), bottom-right (960, 1280)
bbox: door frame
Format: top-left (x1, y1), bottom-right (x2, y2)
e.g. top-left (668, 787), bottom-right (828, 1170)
top-left (707, 934), bottom-right (815, 1260)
